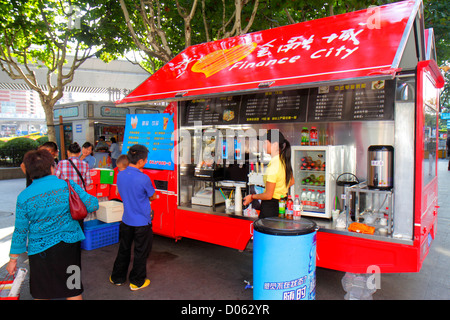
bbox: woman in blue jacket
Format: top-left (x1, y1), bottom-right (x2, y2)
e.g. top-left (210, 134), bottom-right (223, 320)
top-left (7, 149), bottom-right (99, 300)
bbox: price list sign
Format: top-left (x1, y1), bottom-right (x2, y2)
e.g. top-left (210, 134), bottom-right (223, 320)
top-left (122, 114), bottom-right (175, 170)
top-left (240, 90), bottom-right (308, 123)
top-left (307, 80), bottom-right (394, 122)
top-left (181, 96), bottom-right (241, 126)
top-left (307, 86), bottom-right (348, 121)
top-left (349, 80), bottom-right (394, 120)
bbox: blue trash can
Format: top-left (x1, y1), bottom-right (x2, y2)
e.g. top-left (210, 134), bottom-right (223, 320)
top-left (253, 217), bottom-right (318, 300)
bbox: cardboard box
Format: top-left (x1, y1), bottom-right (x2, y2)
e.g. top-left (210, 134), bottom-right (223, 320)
top-left (86, 184), bottom-right (97, 197)
top-left (96, 184), bottom-right (110, 197)
top-left (97, 201), bottom-right (124, 223)
top-left (108, 184), bottom-right (122, 201)
top-left (100, 169), bottom-right (115, 184)
top-left (90, 169), bottom-right (101, 184)
top-left (90, 169), bottom-right (115, 185)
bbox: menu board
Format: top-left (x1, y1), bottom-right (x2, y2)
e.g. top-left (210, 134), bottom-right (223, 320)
top-left (240, 90), bottom-right (308, 123)
top-left (307, 86), bottom-right (348, 121)
top-left (180, 80), bottom-right (394, 126)
top-left (349, 80), bottom-right (395, 120)
top-left (181, 96), bottom-right (241, 126)
top-left (307, 80), bottom-right (394, 122)
top-left (122, 114), bottom-right (175, 170)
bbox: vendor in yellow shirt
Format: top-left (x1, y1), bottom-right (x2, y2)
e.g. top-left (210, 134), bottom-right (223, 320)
top-left (243, 129), bottom-right (294, 218)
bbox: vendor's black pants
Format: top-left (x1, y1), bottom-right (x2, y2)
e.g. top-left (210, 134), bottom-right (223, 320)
top-left (259, 199), bottom-right (280, 219)
top-left (111, 222), bottom-right (153, 287)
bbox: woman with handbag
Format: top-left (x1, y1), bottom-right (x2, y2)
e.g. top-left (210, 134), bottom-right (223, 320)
top-left (56, 142), bottom-right (92, 190)
top-left (7, 149), bottom-right (99, 300)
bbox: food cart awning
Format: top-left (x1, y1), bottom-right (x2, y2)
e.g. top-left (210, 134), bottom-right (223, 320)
top-left (117, 0), bottom-right (423, 105)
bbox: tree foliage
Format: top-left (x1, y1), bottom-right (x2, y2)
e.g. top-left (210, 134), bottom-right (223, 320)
top-left (0, 0), bottom-right (131, 141)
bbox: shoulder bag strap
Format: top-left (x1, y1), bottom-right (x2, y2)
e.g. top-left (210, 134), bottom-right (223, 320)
top-left (68, 159), bottom-right (86, 190)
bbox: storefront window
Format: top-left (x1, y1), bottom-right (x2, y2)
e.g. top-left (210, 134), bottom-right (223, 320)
top-left (422, 75), bottom-right (438, 186)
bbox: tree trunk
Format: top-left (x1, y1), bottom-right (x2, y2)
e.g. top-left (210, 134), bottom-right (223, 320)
top-left (42, 102), bottom-right (57, 143)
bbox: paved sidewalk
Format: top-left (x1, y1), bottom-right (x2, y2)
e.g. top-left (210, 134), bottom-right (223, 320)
top-left (0, 161), bottom-right (449, 300)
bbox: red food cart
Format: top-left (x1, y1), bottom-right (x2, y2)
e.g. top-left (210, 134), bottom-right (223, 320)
top-left (116, 0), bottom-right (444, 274)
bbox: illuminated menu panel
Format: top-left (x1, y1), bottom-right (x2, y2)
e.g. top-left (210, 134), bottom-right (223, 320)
top-left (240, 89), bottom-right (308, 123)
top-left (307, 80), bottom-right (394, 122)
top-left (180, 80), bottom-right (394, 126)
top-left (181, 96), bottom-right (241, 126)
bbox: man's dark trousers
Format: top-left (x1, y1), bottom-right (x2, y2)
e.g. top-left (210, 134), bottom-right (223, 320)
top-left (111, 222), bottom-right (153, 287)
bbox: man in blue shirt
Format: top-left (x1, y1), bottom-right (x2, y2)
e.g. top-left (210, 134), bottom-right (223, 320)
top-left (110, 144), bottom-right (157, 291)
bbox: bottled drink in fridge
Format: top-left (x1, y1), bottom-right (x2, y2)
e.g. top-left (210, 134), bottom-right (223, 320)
top-left (301, 189), bottom-right (308, 207)
top-left (293, 195), bottom-right (302, 220)
top-left (318, 191), bottom-right (325, 210)
top-left (310, 127), bottom-right (318, 146)
top-left (278, 198), bottom-right (286, 218)
top-left (310, 189), bottom-right (316, 210)
top-left (286, 195), bottom-right (293, 220)
top-left (301, 127), bottom-right (309, 145)
top-left (306, 189), bottom-right (312, 209)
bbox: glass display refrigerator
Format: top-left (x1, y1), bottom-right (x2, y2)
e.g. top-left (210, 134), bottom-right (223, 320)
top-left (291, 146), bottom-right (351, 219)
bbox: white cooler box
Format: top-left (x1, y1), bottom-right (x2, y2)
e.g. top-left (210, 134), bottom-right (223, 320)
top-left (97, 201), bottom-right (123, 223)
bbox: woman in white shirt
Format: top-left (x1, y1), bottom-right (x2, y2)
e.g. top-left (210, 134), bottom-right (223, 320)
top-left (109, 137), bottom-right (121, 168)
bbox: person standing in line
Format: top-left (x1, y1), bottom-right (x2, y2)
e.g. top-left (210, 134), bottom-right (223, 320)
top-left (243, 129), bottom-right (294, 218)
top-left (40, 141), bottom-right (60, 165)
top-left (110, 144), bottom-right (157, 291)
top-left (7, 149), bottom-right (99, 300)
top-left (56, 142), bottom-right (92, 190)
top-left (79, 142), bottom-right (96, 169)
top-left (109, 137), bottom-right (121, 168)
top-left (21, 141), bottom-right (59, 187)
top-left (116, 154), bottom-right (129, 172)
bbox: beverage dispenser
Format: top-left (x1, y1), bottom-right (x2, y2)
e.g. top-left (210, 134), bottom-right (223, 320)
top-left (367, 145), bottom-right (394, 190)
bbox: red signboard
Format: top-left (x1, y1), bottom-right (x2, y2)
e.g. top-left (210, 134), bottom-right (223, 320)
top-left (118, 0), bottom-right (418, 105)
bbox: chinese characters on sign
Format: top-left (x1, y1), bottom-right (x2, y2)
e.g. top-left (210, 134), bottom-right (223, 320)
top-left (307, 80), bottom-right (394, 122)
top-left (263, 275), bottom-right (309, 300)
top-left (171, 26), bottom-right (366, 79)
top-left (122, 114), bottom-right (175, 170)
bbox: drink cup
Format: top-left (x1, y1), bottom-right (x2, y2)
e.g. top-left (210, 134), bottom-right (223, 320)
top-left (332, 209), bottom-right (340, 220)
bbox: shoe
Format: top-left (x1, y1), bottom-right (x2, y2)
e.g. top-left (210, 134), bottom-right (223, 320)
top-left (109, 276), bottom-right (124, 286)
top-left (130, 279), bottom-right (150, 291)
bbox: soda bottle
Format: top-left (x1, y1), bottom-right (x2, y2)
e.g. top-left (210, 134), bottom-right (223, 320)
top-left (286, 195), bottom-right (293, 220)
top-left (318, 191), bottom-right (325, 210)
top-left (310, 127), bottom-right (318, 146)
top-left (316, 190), bottom-right (322, 208)
top-left (310, 189), bottom-right (316, 210)
top-left (293, 195), bottom-right (302, 220)
top-left (306, 189), bottom-right (312, 209)
top-left (278, 198), bottom-right (286, 218)
top-left (301, 189), bottom-right (307, 207)
top-left (301, 127), bottom-right (309, 146)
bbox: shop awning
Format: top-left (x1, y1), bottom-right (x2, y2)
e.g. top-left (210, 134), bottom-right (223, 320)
top-left (117, 0), bottom-right (422, 105)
